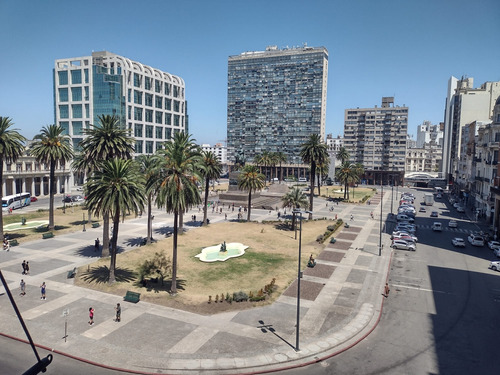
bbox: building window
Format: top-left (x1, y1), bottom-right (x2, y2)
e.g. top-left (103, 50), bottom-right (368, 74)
top-left (165, 99), bottom-right (172, 111)
top-left (145, 109), bottom-right (153, 123)
top-left (156, 142), bottom-right (163, 151)
top-left (71, 87), bottom-right (82, 101)
top-left (85, 104), bottom-right (89, 118)
top-left (59, 105), bottom-right (69, 119)
top-left (173, 85), bottom-right (179, 97)
top-left (165, 113), bottom-right (172, 125)
top-left (145, 125), bottom-right (153, 138)
top-left (58, 70), bottom-right (68, 85)
top-left (72, 121), bottom-right (83, 135)
top-left (134, 107), bottom-right (143, 121)
top-left (174, 100), bottom-right (180, 112)
top-left (134, 124), bottom-right (143, 137)
top-left (155, 126), bottom-right (163, 139)
top-left (134, 90), bottom-right (143, 105)
top-left (165, 83), bottom-right (171, 96)
top-left (72, 104), bottom-right (82, 118)
top-left (145, 93), bottom-right (153, 107)
top-left (165, 128), bottom-right (172, 140)
top-left (145, 77), bottom-right (152, 90)
top-left (155, 80), bottom-right (162, 93)
top-left (134, 73), bottom-right (141, 88)
top-left (71, 70), bottom-right (82, 84)
top-left (84, 68), bottom-right (89, 83)
top-left (145, 141), bottom-right (154, 154)
top-left (84, 86), bottom-right (89, 100)
top-left (135, 140), bottom-right (143, 153)
top-left (155, 96), bottom-right (163, 109)
top-left (128, 106), bottom-right (132, 120)
top-left (59, 88), bottom-right (68, 102)
top-left (155, 111), bottom-right (163, 124)
top-left (60, 121), bottom-right (69, 134)
top-left (174, 115), bottom-right (180, 126)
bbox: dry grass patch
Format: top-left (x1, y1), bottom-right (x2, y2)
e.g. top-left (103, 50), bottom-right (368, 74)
top-left (75, 219), bottom-right (335, 314)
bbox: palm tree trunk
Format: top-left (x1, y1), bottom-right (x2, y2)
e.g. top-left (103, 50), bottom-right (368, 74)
top-left (102, 213), bottom-right (110, 257)
top-left (146, 194), bottom-right (152, 244)
top-left (171, 211), bottom-right (178, 294)
top-left (203, 178), bottom-right (209, 225)
top-left (316, 172), bottom-right (321, 196)
top-left (108, 209), bottom-right (120, 284)
top-left (179, 211), bottom-right (184, 233)
top-left (0, 165), bottom-right (4, 240)
top-left (48, 159), bottom-right (56, 230)
top-left (247, 190), bottom-right (252, 221)
top-left (309, 162), bottom-right (315, 219)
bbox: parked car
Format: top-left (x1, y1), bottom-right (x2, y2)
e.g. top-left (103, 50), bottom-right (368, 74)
top-left (391, 239), bottom-right (416, 251)
top-left (298, 177), bottom-right (307, 182)
top-left (393, 236), bottom-right (417, 245)
top-left (431, 211), bottom-right (439, 217)
top-left (432, 222), bottom-right (442, 231)
top-left (448, 220), bottom-right (458, 228)
top-left (487, 241), bottom-right (500, 250)
top-left (453, 202), bottom-right (460, 208)
top-left (452, 238), bottom-right (466, 247)
top-left (419, 207), bottom-right (426, 213)
top-left (494, 248), bottom-right (500, 258)
top-left (72, 195), bottom-right (84, 202)
top-left (436, 193), bottom-right (442, 199)
top-left (468, 234), bottom-right (485, 247)
top-left (489, 260), bottom-right (500, 271)
top-left (395, 225), bottom-right (416, 234)
top-left (391, 231), bottom-right (417, 240)
top-left (397, 214), bottom-right (415, 223)
top-left (30, 196), bottom-right (38, 202)
top-left (62, 195), bottom-right (72, 203)
top-left (456, 206), bottom-right (465, 213)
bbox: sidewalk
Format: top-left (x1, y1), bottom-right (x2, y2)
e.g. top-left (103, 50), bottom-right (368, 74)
top-left (0, 190), bottom-right (394, 375)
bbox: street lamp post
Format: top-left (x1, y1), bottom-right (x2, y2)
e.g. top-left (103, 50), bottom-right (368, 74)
top-left (293, 209), bottom-right (312, 352)
top-left (379, 178), bottom-right (383, 256)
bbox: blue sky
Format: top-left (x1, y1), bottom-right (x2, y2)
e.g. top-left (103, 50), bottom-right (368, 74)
top-left (1, 0), bottom-right (499, 144)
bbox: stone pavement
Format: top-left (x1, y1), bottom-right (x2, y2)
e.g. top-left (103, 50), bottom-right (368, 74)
top-left (0, 188), bottom-right (394, 374)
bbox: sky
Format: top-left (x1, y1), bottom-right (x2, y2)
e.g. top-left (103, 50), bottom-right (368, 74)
top-left (1, 0), bottom-right (499, 144)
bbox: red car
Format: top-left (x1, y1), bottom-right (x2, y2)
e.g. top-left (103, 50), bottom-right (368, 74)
top-left (30, 196), bottom-right (38, 202)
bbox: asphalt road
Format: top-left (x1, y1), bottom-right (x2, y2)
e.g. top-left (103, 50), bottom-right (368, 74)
top-left (280, 188), bottom-right (500, 375)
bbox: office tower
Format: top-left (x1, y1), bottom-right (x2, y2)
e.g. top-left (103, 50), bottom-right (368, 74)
top-left (227, 45), bottom-right (328, 165)
top-left (53, 51), bottom-right (187, 157)
top-left (442, 76), bottom-right (500, 185)
top-left (343, 97), bottom-right (408, 185)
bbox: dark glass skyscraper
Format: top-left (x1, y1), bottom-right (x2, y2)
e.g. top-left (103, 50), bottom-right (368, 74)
top-left (227, 45), bottom-right (328, 165)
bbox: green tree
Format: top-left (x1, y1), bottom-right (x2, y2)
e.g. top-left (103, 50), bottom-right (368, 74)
top-left (336, 146), bottom-right (350, 164)
top-left (137, 154), bottom-right (161, 244)
top-left (200, 151), bottom-right (222, 226)
top-left (85, 158), bottom-right (145, 283)
top-left (31, 125), bottom-right (73, 230)
top-left (0, 117), bottom-right (26, 240)
top-left (275, 151), bottom-right (287, 183)
top-left (238, 165), bottom-right (265, 221)
top-left (300, 134), bottom-right (327, 218)
top-left (155, 132), bottom-right (202, 294)
top-left (281, 187), bottom-right (309, 231)
top-left (335, 161), bottom-right (363, 200)
top-left (73, 114), bottom-right (134, 256)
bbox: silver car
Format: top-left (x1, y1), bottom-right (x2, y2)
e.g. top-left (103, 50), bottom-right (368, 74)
top-left (392, 239), bottom-right (416, 251)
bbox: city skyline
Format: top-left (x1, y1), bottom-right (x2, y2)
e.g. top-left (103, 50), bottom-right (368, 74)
top-left (1, 0), bottom-right (499, 145)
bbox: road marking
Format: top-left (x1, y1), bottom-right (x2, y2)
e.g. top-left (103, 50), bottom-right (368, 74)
top-left (392, 284), bottom-right (451, 294)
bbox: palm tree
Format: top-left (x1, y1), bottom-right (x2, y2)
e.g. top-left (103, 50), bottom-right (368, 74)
top-left (316, 154), bottom-right (330, 196)
top-left (31, 125), bottom-right (73, 230)
top-left (269, 152), bottom-right (279, 181)
top-left (335, 161), bottom-right (363, 200)
top-left (85, 159), bottom-right (145, 283)
top-left (137, 154), bottom-right (161, 244)
top-left (275, 151), bottom-right (287, 183)
top-left (200, 151), bottom-right (222, 226)
top-left (0, 117), bottom-right (26, 240)
top-left (260, 151), bottom-right (272, 181)
top-left (155, 132), bottom-right (202, 295)
top-left (300, 134), bottom-right (327, 219)
top-left (336, 146), bottom-right (350, 164)
top-left (73, 114), bottom-right (134, 256)
top-left (281, 187), bottom-right (309, 231)
top-left (238, 165), bottom-right (265, 221)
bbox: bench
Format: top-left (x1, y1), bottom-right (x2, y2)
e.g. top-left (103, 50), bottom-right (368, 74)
top-left (9, 239), bottom-right (19, 246)
top-left (91, 222), bottom-right (100, 228)
top-left (67, 267), bottom-right (76, 279)
top-left (124, 291), bottom-right (141, 303)
top-left (42, 232), bottom-right (54, 239)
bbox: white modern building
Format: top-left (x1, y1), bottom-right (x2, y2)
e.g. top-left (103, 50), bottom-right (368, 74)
top-left (201, 143), bottom-right (227, 165)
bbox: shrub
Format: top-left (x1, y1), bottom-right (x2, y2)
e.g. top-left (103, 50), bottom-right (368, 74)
top-left (233, 291), bottom-right (248, 302)
top-left (327, 225), bottom-right (335, 231)
top-left (316, 234), bottom-right (324, 242)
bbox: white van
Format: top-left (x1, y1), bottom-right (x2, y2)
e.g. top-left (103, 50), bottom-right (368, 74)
top-left (298, 177), bottom-right (307, 182)
top-left (432, 222), bottom-right (442, 231)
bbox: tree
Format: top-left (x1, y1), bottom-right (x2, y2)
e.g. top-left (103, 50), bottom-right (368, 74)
top-left (335, 161), bottom-right (364, 200)
top-left (237, 165), bottom-right (265, 221)
top-left (281, 187), bottom-right (309, 231)
top-left (300, 134), bottom-right (327, 219)
top-left (85, 158), bottom-right (145, 283)
top-left (155, 132), bottom-right (202, 294)
top-left (200, 151), bottom-right (222, 226)
top-left (31, 125), bottom-right (73, 230)
top-left (73, 114), bottom-right (134, 256)
top-left (0, 117), bottom-right (26, 240)
top-left (336, 146), bottom-right (350, 164)
top-left (137, 154), bottom-right (161, 244)
top-left (316, 154), bottom-right (330, 196)
top-left (275, 151), bottom-right (287, 183)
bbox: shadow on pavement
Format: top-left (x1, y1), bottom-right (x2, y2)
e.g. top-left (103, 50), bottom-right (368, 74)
top-left (80, 265), bottom-right (136, 284)
top-left (257, 320), bottom-right (295, 350)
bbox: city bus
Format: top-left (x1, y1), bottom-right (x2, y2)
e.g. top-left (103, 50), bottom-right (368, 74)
top-left (2, 192), bottom-right (31, 212)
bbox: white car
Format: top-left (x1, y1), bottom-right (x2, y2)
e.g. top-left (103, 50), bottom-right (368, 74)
top-left (452, 238), bottom-right (466, 247)
top-left (448, 220), bottom-right (458, 228)
top-left (391, 231), bottom-right (418, 242)
top-left (397, 214), bottom-right (415, 223)
top-left (494, 248), bottom-right (500, 258)
top-left (456, 206), bottom-right (465, 213)
top-left (468, 235), bottom-right (485, 247)
top-left (432, 222), bottom-right (442, 231)
top-left (392, 239), bottom-right (416, 251)
top-left (489, 260), bottom-right (500, 271)
top-left (488, 241), bottom-right (500, 250)
top-left (419, 207), bottom-right (426, 213)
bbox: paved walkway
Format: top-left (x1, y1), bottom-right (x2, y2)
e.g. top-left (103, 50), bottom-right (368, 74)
top-left (0, 189), bottom-right (395, 374)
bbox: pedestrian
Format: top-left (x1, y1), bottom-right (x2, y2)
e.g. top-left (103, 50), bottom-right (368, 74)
top-left (193, 215), bottom-right (196, 221)
top-left (40, 282), bottom-right (46, 300)
top-left (20, 279), bottom-right (26, 296)
top-left (115, 303), bottom-right (121, 322)
top-left (277, 212), bottom-right (281, 219)
top-left (3, 238), bottom-right (9, 251)
top-left (225, 213), bottom-right (227, 220)
top-left (89, 307), bottom-right (95, 325)
top-left (384, 283), bottom-right (390, 298)
top-left (370, 211), bottom-right (374, 219)
top-left (350, 214), bottom-right (354, 221)
top-left (25, 262), bottom-right (30, 275)
top-left (94, 238), bottom-right (100, 252)
top-left (335, 214), bottom-right (338, 220)
top-left (22, 260), bottom-right (26, 275)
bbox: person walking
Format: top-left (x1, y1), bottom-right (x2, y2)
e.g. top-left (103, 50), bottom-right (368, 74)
top-left (25, 262), bottom-right (30, 275)
top-left (384, 283), bottom-right (390, 298)
top-left (94, 238), bottom-right (100, 252)
top-left (88, 307), bottom-right (95, 325)
top-left (115, 303), bottom-right (121, 322)
top-left (20, 279), bottom-right (26, 296)
top-left (350, 214), bottom-right (354, 221)
top-left (22, 260), bottom-right (26, 275)
top-left (40, 282), bottom-right (46, 300)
